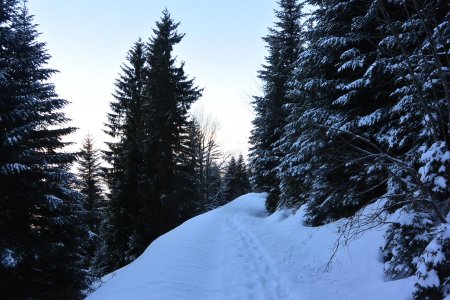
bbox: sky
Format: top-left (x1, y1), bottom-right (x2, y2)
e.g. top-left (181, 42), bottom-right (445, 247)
top-left (27, 0), bottom-right (277, 157)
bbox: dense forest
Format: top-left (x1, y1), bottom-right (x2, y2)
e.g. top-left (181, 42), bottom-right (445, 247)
top-left (1, 0), bottom-right (449, 299)
top-left (249, 0), bottom-right (449, 299)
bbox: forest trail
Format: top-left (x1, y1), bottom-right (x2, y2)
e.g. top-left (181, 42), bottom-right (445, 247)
top-left (87, 193), bottom-right (414, 300)
top-left (87, 194), bottom-right (292, 300)
top-left (216, 210), bottom-right (292, 300)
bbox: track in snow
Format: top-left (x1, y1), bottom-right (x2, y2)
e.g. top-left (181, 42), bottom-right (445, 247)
top-left (87, 194), bottom-right (294, 300)
top-left (222, 214), bottom-right (292, 300)
top-left (87, 193), bottom-right (415, 300)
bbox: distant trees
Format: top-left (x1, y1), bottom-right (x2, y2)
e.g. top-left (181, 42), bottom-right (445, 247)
top-left (0, 2), bottom-right (86, 299)
top-left (221, 154), bottom-right (251, 203)
top-left (249, 0), bottom-right (449, 298)
top-left (78, 135), bottom-right (104, 233)
top-left (186, 112), bottom-right (223, 211)
top-left (77, 135), bottom-right (105, 279)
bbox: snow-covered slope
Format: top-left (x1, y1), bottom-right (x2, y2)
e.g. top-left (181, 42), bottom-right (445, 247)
top-left (87, 193), bottom-right (415, 300)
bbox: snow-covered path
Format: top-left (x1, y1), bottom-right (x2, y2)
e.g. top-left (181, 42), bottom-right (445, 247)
top-left (221, 213), bottom-right (292, 300)
top-left (87, 193), bottom-right (415, 300)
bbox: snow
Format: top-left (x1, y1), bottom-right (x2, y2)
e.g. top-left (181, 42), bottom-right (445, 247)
top-left (87, 193), bottom-right (415, 300)
top-left (418, 141), bottom-right (450, 191)
top-left (45, 195), bottom-right (64, 210)
top-left (0, 163), bottom-right (30, 175)
top-left (416, 269), bottom-right (440, 288)
top-left (337, 56), bottom-right (365, 72)
top-left (1, 249), bottom-right (18, 268)
top-left (357, 109), bottom-right (382, 127)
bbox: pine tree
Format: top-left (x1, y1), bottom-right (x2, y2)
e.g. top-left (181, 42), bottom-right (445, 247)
top-left (77, 134), bottom-right (104, 279)
top-left (0, 3), bottom-right (86, 299)
top-left (235, 154), bottom-right (251, 196)
top-left (276, 0), bottom-right (347, 214)
top-left (100, 39), bottom-right (147, 273)
top-left (78, 135), bottom-right (104, 233)
top-left (221, 157), bottom-right (238, 203)
top-left (221, 155), bottom-right (251, 203)
top-left (249, 0), bottom-right (304, 213)
top-left (278, 0), bottom-right (402, 222)
top-left (371, 1), bottom-right (450, 297)
top-left (138, 9), bottom-right (202, 244)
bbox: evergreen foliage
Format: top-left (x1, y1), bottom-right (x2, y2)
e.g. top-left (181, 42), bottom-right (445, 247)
top-left (251, 0), bottom-right (449, 298)
top-left (100, 39), bottom-right (147, 273)
top-left (249, 0), bottom-right (304, 213)
top-left (204, 162), bottom-right (224, 209)
top-left (77, 134), bottom-right (105, 279)
top-left (0, 2), bottom-right (86, 299)
top-left (139, 8), bottom-right (202, 250)
top-left (279, 0), bottom-right (393, 224)
top-left (100, 10), bottom-right (202, 274)
top-left (221, 155), bottom-right (251, 203)
top-left (1, 0), bottom-right (447, 298)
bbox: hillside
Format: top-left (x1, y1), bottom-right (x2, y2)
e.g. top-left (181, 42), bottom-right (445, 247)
top-left (87, 193), bottom-right (415, 300)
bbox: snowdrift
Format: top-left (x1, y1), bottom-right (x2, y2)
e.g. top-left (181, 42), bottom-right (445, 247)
top-left (87, 193), bottom-right (415, 300)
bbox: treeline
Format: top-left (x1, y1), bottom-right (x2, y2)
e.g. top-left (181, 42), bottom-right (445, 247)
top-left (249, 0), bottom-right (449, 299)
top-left (0, 3), bottom-right (250, 299)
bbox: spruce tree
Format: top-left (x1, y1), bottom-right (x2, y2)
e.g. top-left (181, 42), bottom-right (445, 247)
top-left (100, 39), bottom-right (146, 273)
top-left (0, 3), bottom-right (85, 299)
top-left (249, 0), bottom-right (304, 213)
top-left (139, 9), bottom-right (202, 246)
top-left (371, 1), bottom-right (450, 297)
top-left (78, 135), bottom-right (104, 233)
top-left (222, 155), bottom-right (251, 202)
top-left (277, 0), bottom-right (412, 222)
top-left (235, 154), bottom-right (251, 195)
top-left (77, 134), bottom-right (104, 278)
top-left (221, 156), bottom-right (238, 203)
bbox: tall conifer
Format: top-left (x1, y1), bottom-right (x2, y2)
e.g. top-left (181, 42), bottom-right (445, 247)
top-left (100, 40), bottom-right (146, 273)
top-left (139, 9), bottom-right (202, 245)
top-left (0, 3), bottom-right (85, 299)
top-left (249, 0), bottom-right (304, 213)
top-left (77, 134), bottom-right (104, 278)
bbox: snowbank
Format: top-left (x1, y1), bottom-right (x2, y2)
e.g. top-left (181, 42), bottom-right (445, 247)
top-left (87, 193), bottom-right (415, 300)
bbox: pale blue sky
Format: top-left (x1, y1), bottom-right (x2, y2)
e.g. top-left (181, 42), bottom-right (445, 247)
top-left (27, 0), bottom-right (277, 156)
